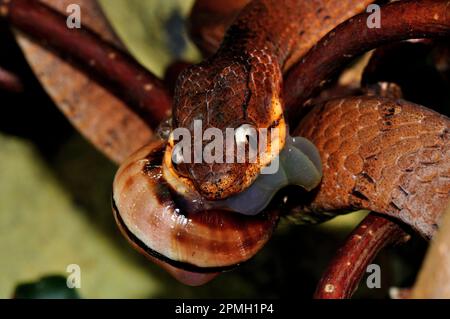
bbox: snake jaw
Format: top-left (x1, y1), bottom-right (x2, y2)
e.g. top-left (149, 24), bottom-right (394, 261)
top-left (213, 136), bottom-right (323, 215)
top-left (172, 118), bottom-right (288, 201)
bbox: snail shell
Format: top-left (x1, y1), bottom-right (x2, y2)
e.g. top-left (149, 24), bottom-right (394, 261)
top-left (112, 140), bottom-right (280, 285)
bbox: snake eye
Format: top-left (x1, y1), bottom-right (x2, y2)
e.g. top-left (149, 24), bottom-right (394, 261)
top-left (156, 117), bottom-right (173, 141)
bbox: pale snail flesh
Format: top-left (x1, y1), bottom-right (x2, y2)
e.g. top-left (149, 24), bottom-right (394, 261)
top-left (112, 134), bottom-right (322, 285)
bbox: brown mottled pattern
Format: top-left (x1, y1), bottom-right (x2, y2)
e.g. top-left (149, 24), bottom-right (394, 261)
top-left (295, 96), bottom-right (450, 239)
top-left (174, 47), bottom-right (283, 200)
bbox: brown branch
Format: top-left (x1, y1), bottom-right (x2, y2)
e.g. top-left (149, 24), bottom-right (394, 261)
top-left (314, 213), bottom-right (409, 299)
top-left (284, 0), bottom-right (450, 127)
top-left (0, 66), bottom-right (22, 92)
top-left (0, 0), bottom-right (171, 129)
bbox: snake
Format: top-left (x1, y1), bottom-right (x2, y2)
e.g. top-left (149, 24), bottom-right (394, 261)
top-left (0, 0), bottom-right (450, 292)
top-left (1, 0), bottom-right (448, 292)
top-left (108, 0), bottom-right (450, 286)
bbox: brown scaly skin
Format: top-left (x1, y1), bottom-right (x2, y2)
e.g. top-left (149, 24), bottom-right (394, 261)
top-left (2, 0), bottom-right (450, 294)
top-left (295, 96), bottom-right (450, 240)
top-left (189, 0), bottom-right (251, 57)
top-left (189, 0), bottom-right (374, 70)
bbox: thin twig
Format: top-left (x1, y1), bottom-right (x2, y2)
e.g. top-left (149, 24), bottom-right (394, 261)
top-left (0, 66), bottom-right (22, 92)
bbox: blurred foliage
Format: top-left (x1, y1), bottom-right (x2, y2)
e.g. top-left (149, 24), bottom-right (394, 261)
top-left (0, 133), bottom-right (163, 298)
top-left (98, 0), bottom-right (201, 77)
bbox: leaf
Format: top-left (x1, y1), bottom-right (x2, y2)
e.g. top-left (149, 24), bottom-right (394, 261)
top-left (99, 0), bottom-right (200, 77)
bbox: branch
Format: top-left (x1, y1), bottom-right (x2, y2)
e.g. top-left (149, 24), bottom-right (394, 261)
top-left (0, 0), bottom-right (171, 129)
top-left (0, 66), bottom-right (22, 92)
top-left (314, 213), bottom-right (409, 299)
top-left (284, 0), bottom-right (450, 127)
top-left (411, 202), bottom-right (450, 298)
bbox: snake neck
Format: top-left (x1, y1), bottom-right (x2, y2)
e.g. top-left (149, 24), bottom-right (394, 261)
top-left (218, 0), bottom-right (303, 70)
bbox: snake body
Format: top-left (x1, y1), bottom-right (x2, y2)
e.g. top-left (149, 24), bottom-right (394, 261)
top-left (296, 96), bottom-right (450, 239)
top-left (112, 0), bottom-right (450, 285)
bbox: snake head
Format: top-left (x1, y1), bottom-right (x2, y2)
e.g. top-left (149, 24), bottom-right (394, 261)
top-left (170, 55), bottom-right (287, 200)
top-left (112, 136), bottom-right (322, 285)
